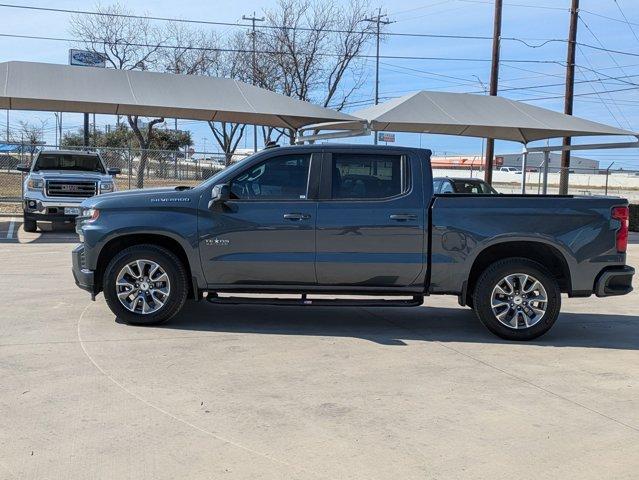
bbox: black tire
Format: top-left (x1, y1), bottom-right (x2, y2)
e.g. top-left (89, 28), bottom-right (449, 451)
top-left (23, 215), bottom-right (37, 232)
top-left (103, 244), bottom-right (189, 325)
top-left (472, 257), bottom-right (561, 341)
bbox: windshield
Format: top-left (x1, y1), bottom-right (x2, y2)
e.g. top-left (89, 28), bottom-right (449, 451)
top-left (33, 154), bottom-right (105, 173)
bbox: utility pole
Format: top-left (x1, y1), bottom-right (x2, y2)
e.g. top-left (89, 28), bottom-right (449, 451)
top-left (243, 12), bottom-right (264, 153)
top-left (365, 8), bottom-right (393, 145)
top-left (559, 0), bottom-right (579, 195)
top-left (474, 75), bottom-right (488, 168)
top-left (83, 113), bottom-right (90, 148)
top-left (483, 0), bottom-right (502, 185)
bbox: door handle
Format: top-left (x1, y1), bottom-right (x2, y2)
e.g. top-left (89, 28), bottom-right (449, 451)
top-left (283, 213), bottom-right (311, 220)
top-left (389, 214), bottom-right (418, 221)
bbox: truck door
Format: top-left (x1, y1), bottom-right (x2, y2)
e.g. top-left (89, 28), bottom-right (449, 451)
top-left (198, 151), bottom-right (319, 286)
top-left (315, 150), bottom-right (427, 288)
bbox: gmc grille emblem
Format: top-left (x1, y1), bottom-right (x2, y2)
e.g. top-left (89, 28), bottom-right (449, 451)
top-left (60, 185), bottom-right (80, 192)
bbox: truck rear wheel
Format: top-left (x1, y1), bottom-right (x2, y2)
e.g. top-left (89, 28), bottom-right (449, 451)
top-left (472, 258), bottom-right (561, 341)
top-left (23, 215), bottom-right (37, 233)
top-left (103, 244), bottom-right (188, 325)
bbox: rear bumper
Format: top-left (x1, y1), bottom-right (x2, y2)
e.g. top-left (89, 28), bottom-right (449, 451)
top-left (594, 266), bottom-right (635, 297)
top-left (71, 244), bottom-right (95, 295)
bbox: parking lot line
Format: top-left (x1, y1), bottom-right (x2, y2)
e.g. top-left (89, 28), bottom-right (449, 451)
top-left (6, 217), bottom-right (16, 239)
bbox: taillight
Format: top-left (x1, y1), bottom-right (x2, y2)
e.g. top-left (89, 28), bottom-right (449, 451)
top-left (612, 206), bottom-right (629, 253)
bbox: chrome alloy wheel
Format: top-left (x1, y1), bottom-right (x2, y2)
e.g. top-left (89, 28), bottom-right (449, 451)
top-left (490, 273), bottom-right (548, 329)
top-left (115, 259), bottom-right (171, 315)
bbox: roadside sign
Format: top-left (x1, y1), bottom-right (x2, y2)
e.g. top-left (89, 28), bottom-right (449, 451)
top-left (68, 49), bottom-right (107, 68)
top-left (377, 132), bottom-right (395, 143)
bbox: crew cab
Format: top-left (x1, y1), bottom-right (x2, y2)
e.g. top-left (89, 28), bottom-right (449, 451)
top-left (18, 150), bottom-right (120, 232)
top-left (72, 145), bottom-right (634, 340)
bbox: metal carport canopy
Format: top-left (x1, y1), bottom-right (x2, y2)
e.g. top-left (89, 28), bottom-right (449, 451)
top-left (299, 90), bottom-right (635, 142)
top-left (0, 61), bottom-right (358, 129)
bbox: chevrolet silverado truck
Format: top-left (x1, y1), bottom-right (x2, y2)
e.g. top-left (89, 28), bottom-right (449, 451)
top-left (18, 150), bottom-right (120, 232)
top-left (72, 145), bottom-right (634, 340)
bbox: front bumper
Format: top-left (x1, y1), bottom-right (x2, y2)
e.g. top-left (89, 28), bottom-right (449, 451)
top-left (24, 197), bottom-right (83, 222)
top-left (72, 244), bottom-right (95, 296)
top-left (594, 265), bottom-right (635, 297)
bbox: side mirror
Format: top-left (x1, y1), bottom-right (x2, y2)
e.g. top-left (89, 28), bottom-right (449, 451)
top-left (108, 167), bottom-right (121, 176)
top-left (208, 183), bottom-right (230, 209)
top-left (16, 164), bottom-right (30, 173)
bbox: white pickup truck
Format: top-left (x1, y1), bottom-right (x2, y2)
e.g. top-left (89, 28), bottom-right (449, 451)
top-left (17, 150), bottom-right (120, 232)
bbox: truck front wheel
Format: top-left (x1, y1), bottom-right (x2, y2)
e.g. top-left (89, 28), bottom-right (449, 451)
top-left (472, 258), bottom-right (561, 341)
top-left (103, 244), bottom-right (188, 325)
top-left (23, 215), bottom-right (37, 233)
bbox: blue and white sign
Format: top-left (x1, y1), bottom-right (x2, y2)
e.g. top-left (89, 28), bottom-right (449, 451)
top-left (377, 132), bottom-right (395, 143)
top-left (68, 49), bottom-right (107, 68)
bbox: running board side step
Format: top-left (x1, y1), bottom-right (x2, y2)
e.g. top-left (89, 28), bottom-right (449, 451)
top-left (206, 294), bottom-right (424, 307)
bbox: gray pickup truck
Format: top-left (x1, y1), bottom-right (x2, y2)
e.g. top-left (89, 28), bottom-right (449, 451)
top-left (18, 150), bottom-right (120, 232)
top-left (72, 145), bottom-right (634, 340)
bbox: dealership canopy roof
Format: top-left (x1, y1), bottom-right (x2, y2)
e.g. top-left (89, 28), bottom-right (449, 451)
top-left (0, 61), bottom-right (357, 129)
top-left (300, 90), bottom-right (635, 143)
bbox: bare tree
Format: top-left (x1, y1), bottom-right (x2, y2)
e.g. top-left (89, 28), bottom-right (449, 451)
top-left (70, 3), bottom-right (165, 187)
top-left (206, 31), bottom-right (252, 163)
top-left (69, 3), bottom-right (162, 70)
top-left (160, 22), bottom-right (220, 75)
top-left (126, 116), bottom-right (164, 188)
top-left (262, 0), bottom-right (376, 143)
top-left (16, 120), bottom-right (47, 161)
top-left (208, 122), bottom-right (247, 166)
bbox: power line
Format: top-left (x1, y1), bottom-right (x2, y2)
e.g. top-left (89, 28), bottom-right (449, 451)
top-left (9, 1), bottom-right (639, 59)
top-left (0, 2), bottom-right (495, 41)
top-left (522, 85), bottom-right (639, 101)
top-left (0, 31), bottom-right (566, 64)
top-left (612, 0), bottom-right (639, 45)
top-left (577, 15), bottom-right (636, 129)
top-left (457, 0), bottom-right (568, 11)
top-left (581, 8), bottom-right (639, 28)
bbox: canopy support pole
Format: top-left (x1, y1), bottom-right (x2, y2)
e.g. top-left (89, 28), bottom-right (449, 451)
top-left (520, 146), bottom-right (528, 194)
top-left (542, 150), bottom-right (550, 194)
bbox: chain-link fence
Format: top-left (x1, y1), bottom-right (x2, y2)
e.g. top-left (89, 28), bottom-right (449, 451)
top-left (431, 165), bottom-right (639, 201)
top-left (0, 144), bottom-right (250, 213)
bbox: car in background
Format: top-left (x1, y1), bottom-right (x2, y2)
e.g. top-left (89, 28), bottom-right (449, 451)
top-left (433, 177), bottom-right (498, 194)
top-left (499, 167), bottom-right (521, 173)
top-left (17, 150), bottom-right (120, 232)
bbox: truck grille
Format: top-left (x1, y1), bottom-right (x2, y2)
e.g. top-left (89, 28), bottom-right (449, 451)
top-left (46, 180), bottom-right (97, 198)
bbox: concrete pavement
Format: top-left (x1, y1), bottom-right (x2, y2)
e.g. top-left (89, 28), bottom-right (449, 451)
top-left (0, 227), bottom-right (638, 479)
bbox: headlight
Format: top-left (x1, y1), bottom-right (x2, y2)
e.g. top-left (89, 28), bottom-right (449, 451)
top-left (26, 178), bottom-right (43, 191)
top-left (82, 208), bottom-right (100, 222)
top-left (100, 181), bottom-right (114, 193)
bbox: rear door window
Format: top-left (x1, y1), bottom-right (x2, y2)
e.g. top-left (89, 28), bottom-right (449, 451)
top-left (331, 154), bottom-right (407, 200)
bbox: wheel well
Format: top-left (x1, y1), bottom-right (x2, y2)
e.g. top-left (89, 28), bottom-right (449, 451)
top-left (464, 241), bottom-right (571, 305)
top-left (95, 234), bottom-right (194, 298)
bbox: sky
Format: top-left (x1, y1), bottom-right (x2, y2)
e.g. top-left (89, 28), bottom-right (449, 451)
top-left (0, 0), bottom-right (638, 167)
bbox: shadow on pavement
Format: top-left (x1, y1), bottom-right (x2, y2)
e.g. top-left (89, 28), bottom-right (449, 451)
top-left (9, 223), bottom-right (78, 244)
top-left (120, 302), bottom-right (639, 351)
